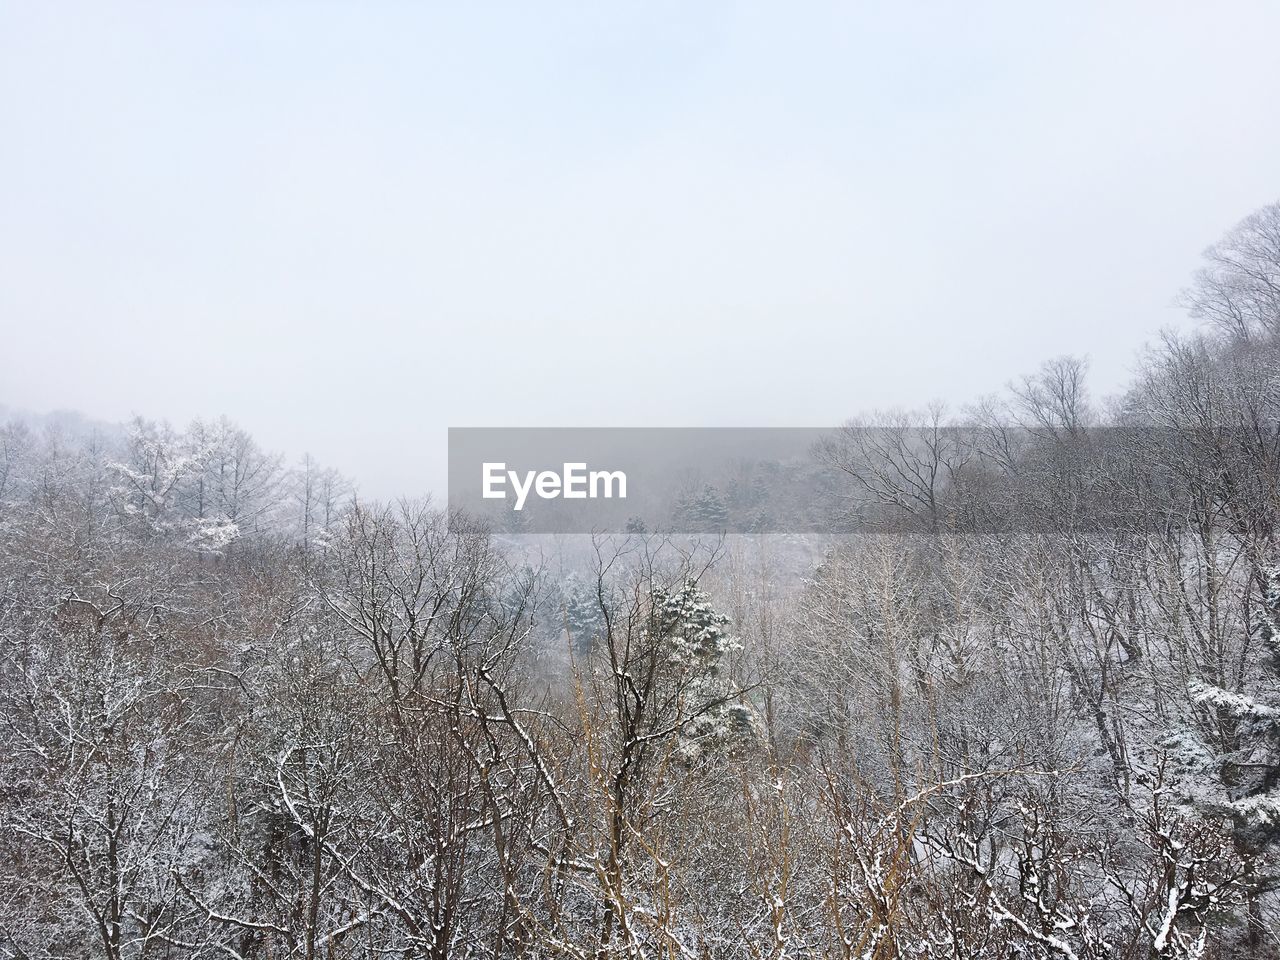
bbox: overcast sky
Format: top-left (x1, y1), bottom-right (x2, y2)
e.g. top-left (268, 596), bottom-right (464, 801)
top-left (2, 2), bottom-right (1279, 499)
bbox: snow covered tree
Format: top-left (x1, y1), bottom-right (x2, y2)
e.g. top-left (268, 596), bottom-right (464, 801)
top-left (654, 579), bottom-right (759, 762)
top-left (1178, 567), bottom-right (1280, 845)
top-left (560, 571), bottom-right (606, 657)
top-left (675, 483), bottom-right (729, 532)
top-left (109, 417), bottom-right (204, 537)
top-left (289, 452), bottom-right (350, 553)
top-left (1161, 565), bottom-right (1280, 950)
top-left (185, 416), bottom-right (283, 542)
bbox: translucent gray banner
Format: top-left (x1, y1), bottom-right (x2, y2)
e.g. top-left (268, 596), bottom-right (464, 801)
top-left (448, 426), bottom-right (1267, 535)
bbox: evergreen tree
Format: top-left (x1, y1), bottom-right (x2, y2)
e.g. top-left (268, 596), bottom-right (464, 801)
top-left (1181, 566), bottom-right (1280, 846)
top-left (676, 483), bottom-right (729, 532)
top-left (562, 572), bottom-right (606, 657)
top-left (653, 580), bottom-right (758, 761)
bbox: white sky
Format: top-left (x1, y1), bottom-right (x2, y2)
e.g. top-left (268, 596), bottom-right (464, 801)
top-left (2, 2), bottom-right (1279, 498)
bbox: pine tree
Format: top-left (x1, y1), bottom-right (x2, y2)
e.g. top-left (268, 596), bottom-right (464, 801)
top-left (676, 483), bottom-right (730, 532)
top-left (562, 572), bottom-right (606, 657)
top-left (1161, 566), bottom-right (1280, 948)
top-left (1180, 567), bottom-right (1280, 847)
top-left (653, 580), bottom-right (758, 761)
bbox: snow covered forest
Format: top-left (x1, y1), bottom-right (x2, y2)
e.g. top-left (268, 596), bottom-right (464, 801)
top-left (4, 202), bottom-right (1280, 959)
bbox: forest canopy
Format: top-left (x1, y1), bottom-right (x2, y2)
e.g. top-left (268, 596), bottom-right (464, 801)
top-left (3, 202), bottom-right (1280, 958)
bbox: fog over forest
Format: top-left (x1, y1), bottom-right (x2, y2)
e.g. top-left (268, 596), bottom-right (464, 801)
top-left (7, 2), bottom-right (1280, 957)
top-left (3, 202), bottom-right (1280, 958)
